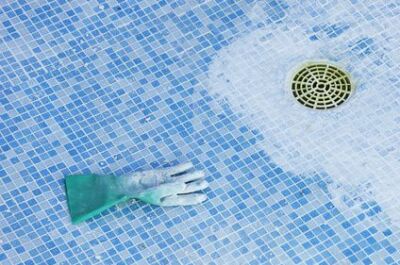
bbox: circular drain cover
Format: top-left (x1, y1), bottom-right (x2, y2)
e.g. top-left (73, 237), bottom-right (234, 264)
top-left (291, 62), bottom-right (353, 109)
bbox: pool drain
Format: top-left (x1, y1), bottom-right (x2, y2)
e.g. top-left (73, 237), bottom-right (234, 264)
top-left (291, 62), bottom-right (353, 109)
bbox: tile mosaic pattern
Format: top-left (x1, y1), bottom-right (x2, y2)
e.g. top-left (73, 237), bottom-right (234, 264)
top-left (0, 0), bottom-right (399, 264)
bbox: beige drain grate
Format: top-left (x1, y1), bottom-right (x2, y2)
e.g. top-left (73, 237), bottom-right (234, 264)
top-left (291, 62), bottom-right (353, 109)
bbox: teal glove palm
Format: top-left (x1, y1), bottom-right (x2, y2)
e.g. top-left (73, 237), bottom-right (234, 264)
top-left (65, 162), bottom-right (208, 224)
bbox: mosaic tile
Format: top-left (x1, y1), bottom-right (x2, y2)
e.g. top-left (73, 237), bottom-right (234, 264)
top-left (1, 0), bottom-right (400, 264)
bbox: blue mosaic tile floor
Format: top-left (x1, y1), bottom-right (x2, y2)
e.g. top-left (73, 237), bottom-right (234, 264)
top-left (1, 0), bottom-right (400, 264)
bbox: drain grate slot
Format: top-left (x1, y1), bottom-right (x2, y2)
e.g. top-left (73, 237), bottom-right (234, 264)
top-left (291, 63), bottom-right (353, 109)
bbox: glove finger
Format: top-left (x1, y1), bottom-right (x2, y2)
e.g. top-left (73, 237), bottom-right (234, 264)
top-left (182, 180), bottom-right (208, 193)
top-left (176, 171), bottom-right (205, 182)
top-left (160, 193), bottom-right (207, 206)
top-left (136, 182), bottom-right (186, 205)
top-left (167, 162), bottom-right (194, 176)
top-left (156, 182), bottom-right (186, 197)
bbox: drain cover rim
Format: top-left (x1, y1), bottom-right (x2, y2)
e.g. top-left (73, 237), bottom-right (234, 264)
top-left (289, 61), bottom-right (354, 110)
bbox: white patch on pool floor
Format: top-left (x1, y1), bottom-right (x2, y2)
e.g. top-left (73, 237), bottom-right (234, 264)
top-left (207, 2), bottom-right (400, 224)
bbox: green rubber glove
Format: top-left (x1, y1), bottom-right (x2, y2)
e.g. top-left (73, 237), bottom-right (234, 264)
top-left (65, 162), bottom-right (208, 224)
